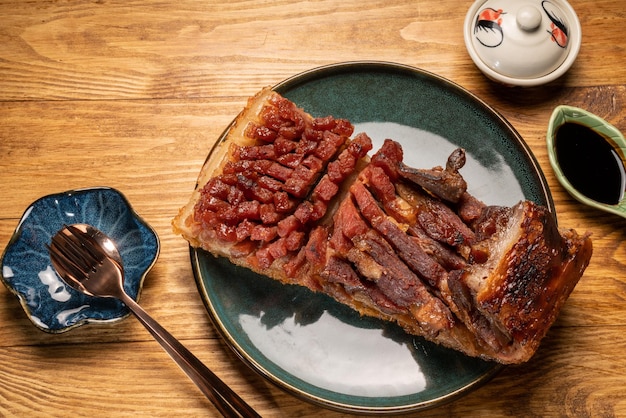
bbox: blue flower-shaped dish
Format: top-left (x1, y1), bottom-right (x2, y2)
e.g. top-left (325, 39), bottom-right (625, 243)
top-left (1, 187), bottom-right (159, 333)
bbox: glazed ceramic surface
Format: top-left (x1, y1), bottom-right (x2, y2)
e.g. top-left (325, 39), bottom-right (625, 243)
top-left (1, 187), bottom-right (159, 332)
top-left (547, 105), bottom-right (626, 218)
top-left (464, 0), bottom-right (581, 86)
top-left (191, 62), bottom-right (553, 413)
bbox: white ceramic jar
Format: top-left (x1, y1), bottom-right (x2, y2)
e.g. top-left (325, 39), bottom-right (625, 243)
top-left (464, 0), bottom-right (581, 86)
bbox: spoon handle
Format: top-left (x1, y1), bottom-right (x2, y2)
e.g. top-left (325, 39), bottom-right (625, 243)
top-left (119, 293), bottom-right (260, 418)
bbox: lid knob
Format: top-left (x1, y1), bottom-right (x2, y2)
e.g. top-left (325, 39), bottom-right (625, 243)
top-left (516, 5), bottom-right (542, 31)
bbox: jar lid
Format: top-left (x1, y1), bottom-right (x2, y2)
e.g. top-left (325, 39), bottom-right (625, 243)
top-left (464, 0), bottom-right (581, 86)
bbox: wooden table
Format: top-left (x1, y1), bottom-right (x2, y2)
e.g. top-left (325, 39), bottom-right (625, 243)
top-left (1, 1), bottom-right (625, 416)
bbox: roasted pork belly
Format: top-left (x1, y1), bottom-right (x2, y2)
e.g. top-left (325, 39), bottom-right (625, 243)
top-left (173, 88), bottom-right (592, 364)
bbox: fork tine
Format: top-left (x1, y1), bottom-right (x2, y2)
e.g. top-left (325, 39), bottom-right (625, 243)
top-left (51, 232), bottom-right (94, 274)
top-left (51, 233), bottom-right (92, 271)
top-left (48, 226), bottom-right (106, 283)
top-left (48, 244), bottom-right (85, 281)
top-left (48, 240), bottom-right (94, 296)
top-left (65, 224), bottom-right (107, 263)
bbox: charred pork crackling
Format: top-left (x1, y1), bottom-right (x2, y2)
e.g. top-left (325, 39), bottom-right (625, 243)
top-left (173, 87), bottom-right (592, 364)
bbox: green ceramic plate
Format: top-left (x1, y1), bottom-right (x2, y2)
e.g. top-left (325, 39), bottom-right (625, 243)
top-left (191, 62), bottom-right (552, 413)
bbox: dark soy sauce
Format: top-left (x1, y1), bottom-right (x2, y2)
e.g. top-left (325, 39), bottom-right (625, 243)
top-left (555, 122), bottom-right (626, 205)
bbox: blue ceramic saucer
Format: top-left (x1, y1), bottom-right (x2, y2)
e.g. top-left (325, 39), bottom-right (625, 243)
top-left (1, 187), bottom-right (159, 333)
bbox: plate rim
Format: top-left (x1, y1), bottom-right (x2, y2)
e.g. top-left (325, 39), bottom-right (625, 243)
top-left (190, 60), bottom-right (554, 413)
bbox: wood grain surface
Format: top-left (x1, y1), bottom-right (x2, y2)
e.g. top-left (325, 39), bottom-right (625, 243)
top-left (1, 1), bottom-right (625, 416)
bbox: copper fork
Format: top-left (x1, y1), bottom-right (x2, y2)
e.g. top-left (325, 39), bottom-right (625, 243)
top-left (48, 224), bottom-right (260, 418)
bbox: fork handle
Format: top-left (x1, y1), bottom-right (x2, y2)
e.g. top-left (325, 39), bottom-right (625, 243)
top-left (119, 293), bottom-right (260, 418)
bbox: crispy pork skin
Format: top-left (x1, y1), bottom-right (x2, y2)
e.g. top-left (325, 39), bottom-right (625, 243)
top-left (448, 201), bottom-right (593, 363)
top-left (173, 88), bottom-right (593, 364)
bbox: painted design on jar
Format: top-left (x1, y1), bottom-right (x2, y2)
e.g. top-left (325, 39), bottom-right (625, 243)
top-left (474, 8), bottom-right (506, 48)
top-left (542, 0), bottom-right (569, 48)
